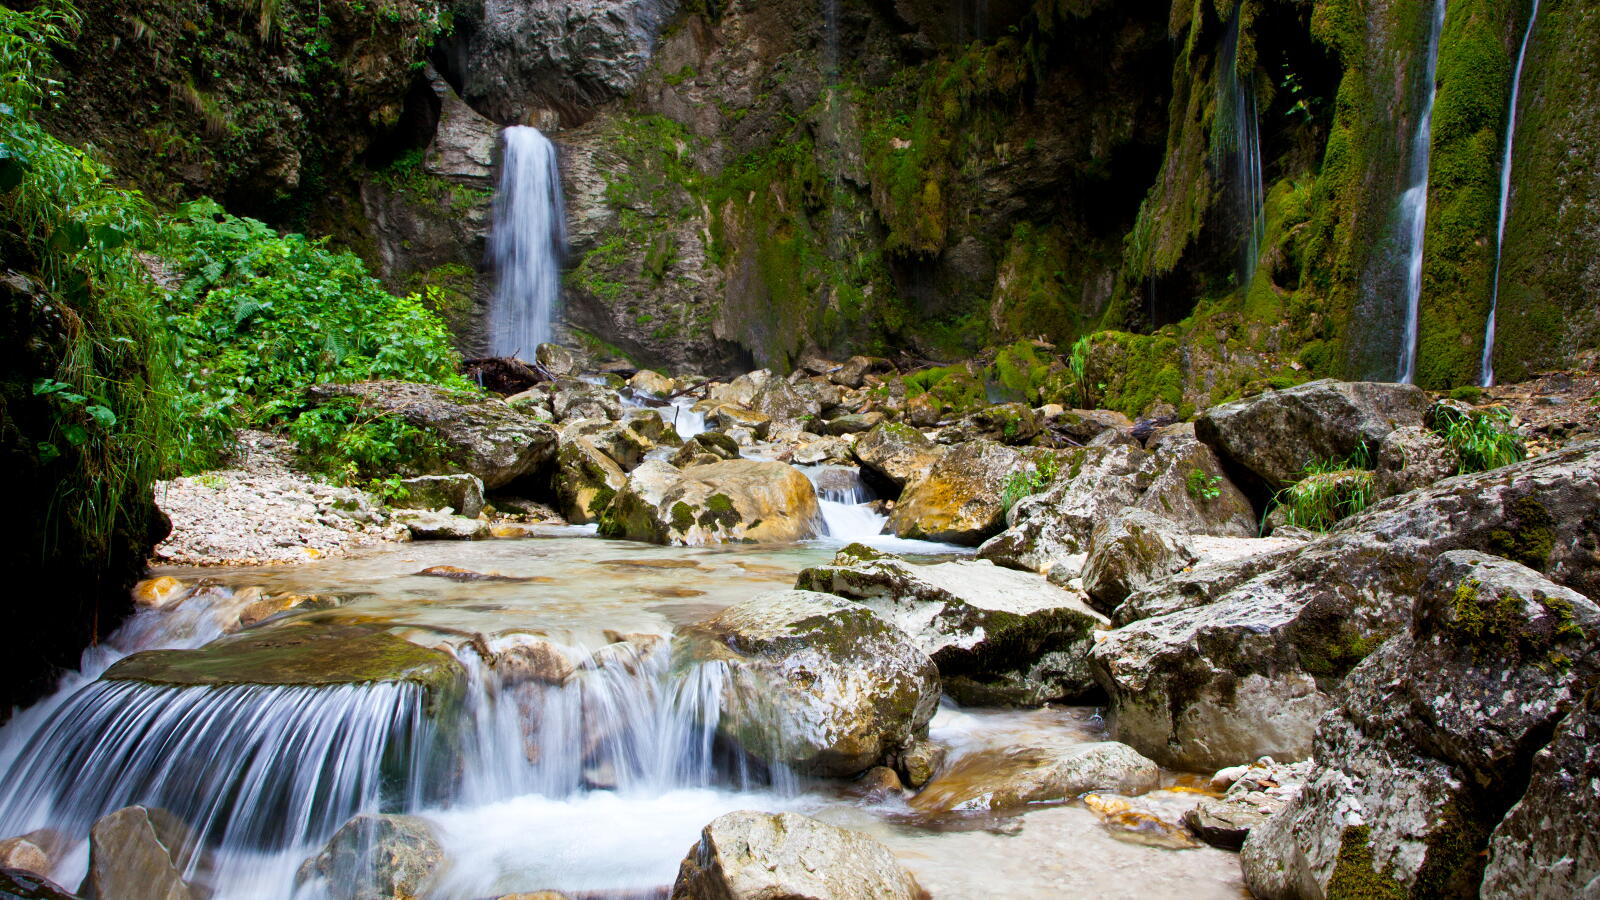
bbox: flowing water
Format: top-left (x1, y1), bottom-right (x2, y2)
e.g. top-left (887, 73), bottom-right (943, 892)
top-left (1480, 0), bottom-right (1542, 388)
top-left (487, 126), bottom-right (566, 360)
top-left (1395, 0), bottom-right (1448, 384)
top-left (0, 533), bottom-right (1247, 898)
top-left (1214, 11), bottom-right (1265, 288)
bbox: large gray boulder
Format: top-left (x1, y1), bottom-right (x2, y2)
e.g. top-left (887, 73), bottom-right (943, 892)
top-left (1239, 551), bottom-right (1600, 899)
top-left (392, 473), bottom-right (485, 518)
top-left (796, 548), bottom-right (1107, 705)
top-left (553, 436), bottom-right (627, 525)
top-left (305, 381), bottom-right (556, 489)
top-left (1093, 441), bottom-right (1600, 771)
top-left (298, 814), bottom-right (444, 900)
top-left (601, 460), bottom-right (822, 545)
top-left (748, 378), bottom-right (819, 425)
top-left (852, 422), bottom-right (944, 488)
top-left (1134, 424), bottom-right (1257, 537)
top-left (1081, 509), bottom-right (1199, 614)
top-left (671, 811), bottom-right (921, 900)
top-left (82, 806), bottom-right (198, 900)
top-left (887, 440), bottom-right (1049, 545)
top-left (1373, 424), bottom-right (1459, 500)
top-left (674, 591), bottom-right (940, 777)
top-left (1195, 380), bottom-right (1429, 490)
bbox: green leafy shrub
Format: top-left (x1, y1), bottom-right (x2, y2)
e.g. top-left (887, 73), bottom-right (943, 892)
top-left (287, 398), bottom-right (450, 483)
top-left (1433, 405), bottom-right (1526, 474)
top-left (0, 0), bottom-right (180, 556)
top-left (162, 200), bottom-right (469, 469)
top-left (1001, 454), bottom-right (1061, 511)
top-left (1186, 468), bottom-right (1222, 501)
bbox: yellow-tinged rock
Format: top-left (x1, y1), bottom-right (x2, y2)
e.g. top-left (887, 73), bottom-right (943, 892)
top-left (132, 576), bottom-right (187, 609)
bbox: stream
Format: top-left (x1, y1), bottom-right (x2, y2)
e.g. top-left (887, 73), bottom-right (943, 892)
top-left (0, 526), bottom-right (1247, 898)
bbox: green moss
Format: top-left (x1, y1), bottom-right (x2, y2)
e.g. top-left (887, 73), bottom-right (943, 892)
top-left (1487, 496), bottom-right (1555, 570)
top-left (1414, 0), bottom-right (1515, 388)
top-left (670, 501), bottom-right (696, 533)
top-left (697, 492), bottom-right (740, 530)
top-left (903, 365), bottom-right (985, 416)
top-left (586, 485), bottom-right (617, 520)
top-left (1326, 826), bottom-right (1407, 900)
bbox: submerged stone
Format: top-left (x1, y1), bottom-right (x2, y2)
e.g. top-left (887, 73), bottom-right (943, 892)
top-left (298, 814), bottom-right (444, 900)
top-left (671, 811), bottom-right (921, 900)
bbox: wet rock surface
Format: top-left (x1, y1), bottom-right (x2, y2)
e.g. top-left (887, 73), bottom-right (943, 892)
top-left (674, 590), bottom-right (940, 777)
top-left (299, 813), bottom-right (444, 900)
top-left (82, 806), bottom-right (198, 900)
top-left (796, 549), bottom-right (1108, 705)
top-left (888, 440), bottom-right (1047, 545)
top-left (911, 741), bottom-right (1160, 814)
top-left (604, 459), bottom-right (822, 545)
top-left (671, 811), bottom-right (922, 900)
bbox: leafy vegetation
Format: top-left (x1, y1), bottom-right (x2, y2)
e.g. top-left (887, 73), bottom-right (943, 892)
top-left (1269, 447), bottom-right (1376, 532)
top-left (0, 1), bottom-right (178, 561)
top-left (287, 398), bottom-right (449, 484)
top-left (1432, 405), bottom-right (1526, 474)
top-left (162, 200), bottom-right (469, 471)
top-left (1001, 454), bottom-right (1061, 511)
top-left (1186, 469), bottom-right (1223, 501)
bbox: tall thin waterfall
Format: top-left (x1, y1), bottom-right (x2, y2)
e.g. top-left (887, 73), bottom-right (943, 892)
top-left (1480, 0), bottom-right (1542, 388)
top-left (1214, 11), bottom-right (1266, 288)
top-left (487, 126), bottom-right (566, 360)
top-left (1396, 0), bottom-right (1448, 384)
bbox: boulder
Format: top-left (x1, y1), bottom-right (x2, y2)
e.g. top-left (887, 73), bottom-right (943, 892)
top-left (852, 422), bottom-right (944, 489)
top-left (0, 832), bottom-right (55, 880)
top-left (627, 369), bottom-right (676, 399)
top-left (602, 460), bottom-right (822, 546)
top-left (1373, 424), bottom-right (1459, 499)
top-left (833, 356), bottom-right (892, 389)
top-left (670, 432), bottom-right (741, 468)
top-left (392, 509), bottom-right (490, 540)
top-left (910, 741), bottom-right (1160, 814)
top-left (707, 405), bottom-right (772, 438)
top-left (1133, 425), bottom-right (1256, 537)
top-left (559, 419), bottom-right (651, 471)
top-left (960, 403), bottom-right (1041, 445)
top-left (392, 474), bottom-right (485, 518)
top-left (553, 437), bottom-right (627, 525)
top-left (620, 408), bottom-right (682, 448)
top-left (105, 625), bottom-right (465, 712)
top-left (978, 443), bottom-right (1150, 575)
top-left (1081, 509), bottom-right (1200, 614)
top-left (671, 811), bottom-right (920, 900)
top-left (535, 343), bottom-right (580, 377)
top-left (748, 378), bottom-right (819, 425)
top-left (1480, 688), bottom-right (1600, 899)
top-left (82, 806), bottom-right (197, 900)
top-left (791, 436), bottom-right (854, 466)
top-left (706, 371), bottom-right (770, 408)
top-left (1046, 408), bottom-right (1134, 444)
top-left (887, 440), bottom-right (1045, 545)
top-left (298, 814), bottom-right (443, 900)
top-left (796, 550), bottom-right (1108, 705)
top-left (822, 412), bottom-right (883, 436)
top-left (1093, 441), bottom-right (1600, 771)
top-left (674, 591), bottom-right (940, 776)
top-left (1194, 380), bottom-right (1430, 490)
top-left (305, 382), bottom-right (557, 489)
top-left (550, 379), bottom-right (622, 422)
top-left (1239, 552), bottom-right (1600, 899)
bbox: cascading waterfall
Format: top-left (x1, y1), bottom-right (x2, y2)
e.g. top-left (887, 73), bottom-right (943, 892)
top-left (1480, 0), bottom-right (1542, 388)
top-left (1395, 0), bottom-right (1448, 384)
top-left (487, 126), bottom-right (566, 360)
top-left (1214, 11), bottom-right (1265, 288)
top-left (0, 680), bottom-right (431, 898)
top-left (805, 465), bottom-right (887, 542)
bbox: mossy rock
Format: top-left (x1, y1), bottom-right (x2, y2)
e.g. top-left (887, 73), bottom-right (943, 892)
top-left (104, 625), bottom-right (465, 715)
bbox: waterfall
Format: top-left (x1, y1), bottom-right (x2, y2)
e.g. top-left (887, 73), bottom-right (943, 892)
top-left (1395, 0), bottom-right (1448, 384)
top-left (487, 126), bottom-right (566, 360)
top-left (1480, 0), bottom-right (1542, 388)
top-left (0, 680), bottom-right (431, 898)
top-left (1214, 11), bottom-right (1265, 288)
top-left (804, 465), bottom-right (887, 543)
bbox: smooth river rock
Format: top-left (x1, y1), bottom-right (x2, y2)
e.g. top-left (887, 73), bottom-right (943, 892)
top-left (298, 814), bottom-right (444, 900)
top-left (887, 439), bottom-right (1048, 545)
top-left (852, 421), bottom-right (944, 488)
top-left (603, 459), bottom-right (822, 545)
top-left (796, 547), bottom-right (1108, 705)
top-left (82, 806), bottom-right (198, 900)
top-left (910, 741), bottom-right (1160, 814)
top-left (674, 591), bottom-right (940, 777)
top-left (671, 811), bottom-right (921, 900)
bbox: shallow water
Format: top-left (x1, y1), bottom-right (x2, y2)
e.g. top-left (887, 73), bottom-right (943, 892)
top-left (0, 530), bottom-right (1247, 898)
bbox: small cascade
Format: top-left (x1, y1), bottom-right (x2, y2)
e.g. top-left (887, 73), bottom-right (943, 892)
top-left (1395, 0), bottom-right (1448, 384)
top-left (0, 679), bottom-right (430, 897)
top-left (804, 465), bottom-right (888, 543)
top-left (1481, 0), bottom-right (1542, 388)
top-left (1214, 11), bottom-right (1266, 288)
top-left (487, 126), bottom-right (566, 360)
top-left (666, 398), bottom-right (707, 440)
